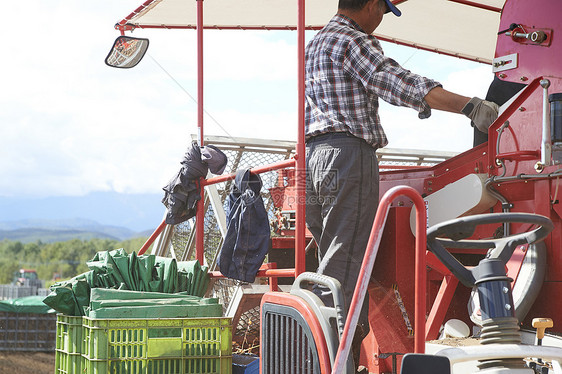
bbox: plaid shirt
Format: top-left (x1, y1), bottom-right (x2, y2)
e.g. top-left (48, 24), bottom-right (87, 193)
top-left (305, 14), bottom-right (441, 148)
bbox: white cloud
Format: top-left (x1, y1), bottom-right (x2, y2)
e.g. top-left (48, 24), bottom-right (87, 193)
top-left (0, 0), bottom-right (194, 197)
top-left (205, 32), bottom-right (297, 81)
top-left (0, 1), bottom-right (493, 198)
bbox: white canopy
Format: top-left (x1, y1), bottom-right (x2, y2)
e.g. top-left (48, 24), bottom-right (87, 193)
top-left (120, 0), bottom-right (505, 63)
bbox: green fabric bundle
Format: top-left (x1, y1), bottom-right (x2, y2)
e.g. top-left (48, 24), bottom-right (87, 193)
top-left (86, 288), bottom-right (222, 319)
top-left (43, 277), bottom-right (90, 316)
top-left (43, 249), bottom-right (212, 317)
top-left (0, 296), bottom-right (55, 314)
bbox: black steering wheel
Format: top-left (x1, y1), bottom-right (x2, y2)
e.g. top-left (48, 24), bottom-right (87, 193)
top-left (426, 213), bottom-right (553, 287)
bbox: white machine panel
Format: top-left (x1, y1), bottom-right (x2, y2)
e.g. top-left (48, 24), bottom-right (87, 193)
top-left (410, 174), bottom-right (497, 235)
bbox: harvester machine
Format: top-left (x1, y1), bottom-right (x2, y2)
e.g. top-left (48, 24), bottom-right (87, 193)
top-left (108, 0), bottom-right (562, 372)
top-left (261, 0), bottom-right (562, 373)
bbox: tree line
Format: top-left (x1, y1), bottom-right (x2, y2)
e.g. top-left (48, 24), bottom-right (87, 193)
top-left (0, 237), bottom-right (149, 285)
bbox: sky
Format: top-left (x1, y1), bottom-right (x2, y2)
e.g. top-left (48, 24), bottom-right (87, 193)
top-left (0, 0), bottom-right (493, 200)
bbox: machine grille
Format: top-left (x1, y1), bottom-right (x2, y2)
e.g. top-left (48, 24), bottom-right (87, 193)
top-left (261, 303), bottom-right (322, 374)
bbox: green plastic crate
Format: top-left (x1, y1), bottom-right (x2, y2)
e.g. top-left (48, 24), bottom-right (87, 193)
top-left (55, 314), bottom-right (84, 374)
top-left (81, 316), bottom-right (232, 374)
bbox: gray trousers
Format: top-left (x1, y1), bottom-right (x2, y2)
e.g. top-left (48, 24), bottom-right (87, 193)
top-left (305, 132), bottom-right (379, 333)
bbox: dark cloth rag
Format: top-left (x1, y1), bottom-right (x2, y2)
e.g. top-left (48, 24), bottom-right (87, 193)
top-left (217, 168), bottom-right (270, 283)
top-left (162, 141), bottom-right (227, 225)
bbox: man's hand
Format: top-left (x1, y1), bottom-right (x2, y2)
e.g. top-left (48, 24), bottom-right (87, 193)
top-left (462, 97), bottom-right (499, 133)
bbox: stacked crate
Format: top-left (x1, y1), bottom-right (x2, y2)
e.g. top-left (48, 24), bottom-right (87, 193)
top-left (55, 315), bottom-right (233, 374)
top-left (0, 311), bottom-right (56, 352)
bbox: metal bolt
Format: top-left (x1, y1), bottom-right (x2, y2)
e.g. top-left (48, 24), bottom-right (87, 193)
top-left (520, 76), bottom-right (528, 82)
top-left (530, 31), bottom-right (547, 43)
top-left (499, 73), bottom-right (507, 79)
top-left (535, 162), bottom-right (545, 173)
top-left (502, 287), bottom-right (509, 294)
top-left (505, 304), bottom-right (512, 311)
top-left (519, 107), bottom-right (526, 112)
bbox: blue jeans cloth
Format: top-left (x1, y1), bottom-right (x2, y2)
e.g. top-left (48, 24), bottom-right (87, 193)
top-left (218, 169), bottom-right (270, 283)
top-left (306, 132), bottom-right (379, 332)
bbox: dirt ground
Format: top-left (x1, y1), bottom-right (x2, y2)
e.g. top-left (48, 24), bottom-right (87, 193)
top-left (0, 352), bottom-right (54, 374)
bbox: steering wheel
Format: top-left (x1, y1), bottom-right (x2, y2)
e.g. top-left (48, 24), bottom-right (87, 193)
top-left (426, 213), bottom-right (553, 287)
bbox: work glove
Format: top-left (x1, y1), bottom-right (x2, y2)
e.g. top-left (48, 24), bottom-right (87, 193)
top-left (462, 97), bottom-right (499, 133)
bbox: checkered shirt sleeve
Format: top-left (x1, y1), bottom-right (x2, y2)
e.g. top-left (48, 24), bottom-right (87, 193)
top-left (305, 15), bottom-right (442, 148)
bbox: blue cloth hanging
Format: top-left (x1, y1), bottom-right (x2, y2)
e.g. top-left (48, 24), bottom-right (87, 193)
top-left (218, 168), bottom-right (270, 283)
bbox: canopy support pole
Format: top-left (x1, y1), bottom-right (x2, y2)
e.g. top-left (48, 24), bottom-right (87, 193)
top-left (294, 0), bottom-right (306, 276)
top-left (196, 0), bottom-right (205, 264)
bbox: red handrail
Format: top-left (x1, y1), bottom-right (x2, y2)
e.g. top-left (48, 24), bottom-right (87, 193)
top-left (201, 158), bottom-right (296, 186)
top-left (209, 268), bottom-right (295, 279)
top-left (138, 220), bottom-right (167, 256)
top-left (331, 185), bottom-right (427, 374)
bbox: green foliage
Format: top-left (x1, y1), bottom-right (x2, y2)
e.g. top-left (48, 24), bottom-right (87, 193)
top-left (0, 236), bottom-right (149, 283)
top-left (120, 236), bottom-right (153, 254)
top-left (0, 258), bottom-right (19, 284)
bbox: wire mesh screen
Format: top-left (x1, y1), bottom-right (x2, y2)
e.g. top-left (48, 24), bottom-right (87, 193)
top-left (232, 305), bottom-right (261, 352)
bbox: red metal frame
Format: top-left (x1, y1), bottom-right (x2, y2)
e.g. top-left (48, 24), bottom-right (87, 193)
top-left (203, 159), bottom-right (296, 186)
top-left (113, 0), bottom-right (497, 65)
top-left (295, 0), bottom-right (306, 277)
top-left (487, 76), bottom-right (544, 167)
top-left (137, 220), bottom-right (166, 255)
top-left (127, 1), bottom-right (562, 371)
top-left (195, 0), bottom-right (205, 265)
top-left (332, 185), bottom-right (427, 373)
top-left (115, 0), bottom-right (154, 31)
top-left (136, 159), bottom-right (297, 258)
top-left (447, 0), bottom-right (502, 13)
top-left (136, 0), bottom-right (307, 279)
top-left (196, 0), bottom-right (308, 278)
top-left (210, 267), bottom-right (296, 280)
top-left (424, 252), bottom-right (459, 339)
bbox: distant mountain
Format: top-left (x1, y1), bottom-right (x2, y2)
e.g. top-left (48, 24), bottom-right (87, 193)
top-left (0, 191), bottom-right (165, 232)
top-left (0, 227), bottom-right (121, 243)
top-left (0, 219), bottom-right (144, 243)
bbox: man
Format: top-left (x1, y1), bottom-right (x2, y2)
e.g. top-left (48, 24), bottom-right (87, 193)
top-left (304, 0), bottom-right (498, 367)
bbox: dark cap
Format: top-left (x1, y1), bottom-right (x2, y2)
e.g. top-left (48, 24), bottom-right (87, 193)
top-left (383, 0), bottom-right (401, 16)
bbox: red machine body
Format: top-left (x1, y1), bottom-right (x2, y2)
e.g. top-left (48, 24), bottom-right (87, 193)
top-left (267, 0), bottom-right (562, 372)
top-left (111, 0), bottom-right (562, 372)
top-left (360, 0), bottom-right (562, 372)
